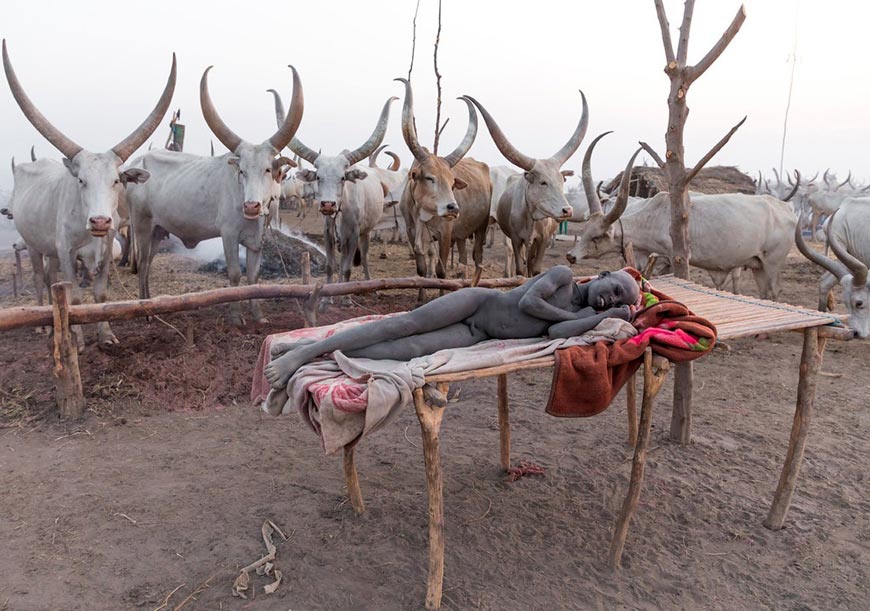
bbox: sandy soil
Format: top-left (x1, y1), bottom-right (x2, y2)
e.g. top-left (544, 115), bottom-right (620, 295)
top-left (1, 214), bottom-right (869, 610)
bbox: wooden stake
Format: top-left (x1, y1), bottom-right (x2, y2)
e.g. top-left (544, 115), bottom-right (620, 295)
top-left (51, 282), bottom-right (84, 419)
top-left (303, 280), bottom-right (323, 328)
top-left (497, 374), bottom-right (510, 471)
top-left (12, 271), bottom-right (18, 298)
top-left (670, 363), bottom-right (692, 444)
top-left (764, 327), bottom-right (824, 530)
top-left (343, 444), bottom-right (365, 515)
top-left (413, 387), bottom-right (446, 610)
top-left (609, 349), bottom-right (670, 569)
top-left (301, 251), bottom-right (311, 286)
top-left (626, 375), bottom-right (638, 447)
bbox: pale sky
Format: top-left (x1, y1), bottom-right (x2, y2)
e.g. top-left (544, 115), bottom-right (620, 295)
top-left (1, 0), bottom-right (867, 193)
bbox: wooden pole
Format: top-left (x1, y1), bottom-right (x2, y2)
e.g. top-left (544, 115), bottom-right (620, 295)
top-left (609, 349), bottom-right (670, 569)
top-left (12, 270), bottom-right (18, 298)
top-left (764, 327), bottom-right (824, 530)
top-left (497, 374), bottom-right (510, 471)
top-left (343, 444), bottom-right (365, 515)
top-left (622, 240), bottom-right (640, 446)
top-left (51, 282), bottom-right (85, 419)
top-left (413, 387), bottom-right (446, 610)
top-left (301, 251), bottom-right (311, 285)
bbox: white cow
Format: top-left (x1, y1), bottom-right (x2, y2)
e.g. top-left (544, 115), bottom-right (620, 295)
top-left (795, 197), bottom-right (870, 337)
top-left (127, 65), bottom-right (303, 325)
top-left (567, 134), bottom-right (797, 300)
top-left (3, 42), bottom-right (176, 345)
top-left (268, 90), bottom-right (396, 288)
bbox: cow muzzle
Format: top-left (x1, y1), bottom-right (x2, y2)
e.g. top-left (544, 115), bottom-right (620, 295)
top-left (242, 201), bottom-right (261, 220)
top-left (320, 201), bottom-right (338, 216)
top-left (442, 202), bottom-right (460, 220)
top-left (566, 252), bottom-right (577, 264)
top-left (88, 216), bottom-right (113, 237)
top-left (559, 206), bottom-right (574, 220)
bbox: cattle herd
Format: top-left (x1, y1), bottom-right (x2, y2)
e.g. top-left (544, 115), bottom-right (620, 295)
top-left (2, 39), bottom-right (869, 344)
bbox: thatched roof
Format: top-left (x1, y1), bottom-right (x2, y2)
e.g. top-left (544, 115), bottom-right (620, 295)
top-left (603, 165), bottom-right (756, 198)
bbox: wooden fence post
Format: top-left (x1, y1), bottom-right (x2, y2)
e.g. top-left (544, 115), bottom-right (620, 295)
top-left (51, 282), bottom-right (84, 419)
top-left (301, 251), bottom-right (311, 285)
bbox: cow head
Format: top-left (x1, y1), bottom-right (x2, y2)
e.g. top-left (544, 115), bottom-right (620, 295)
top-left (462, 92), bottom-right (589, 222)
top-left (268, 90), bottom-right (395, 216)
top-left (566, 132), bottom-right (640, 265)
top-left (795, 211), bottom-right (870, 338)
top-left (395, 78), bottom-right (477, 220)
top-left (201, 65), bottom-right (303, 221)
top-left (2, 41), bottom-right (176, 237)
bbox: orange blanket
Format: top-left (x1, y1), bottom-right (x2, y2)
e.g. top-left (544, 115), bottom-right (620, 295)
top-left (546, 272), bottom-right (717, 418)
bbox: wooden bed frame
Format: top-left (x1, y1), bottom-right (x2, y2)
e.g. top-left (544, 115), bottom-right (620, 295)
top-left (338, 276), bottom-right (853, 610)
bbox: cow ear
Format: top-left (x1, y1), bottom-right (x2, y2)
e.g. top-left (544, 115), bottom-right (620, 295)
top-left (561, 170), bottom-right (575, 179)
top-left (227, 156), bottom-right (241, 168)
top-left (345, 168), bottom-right (367, 182)
top-left (120, 168), bottom-right (151, 185)
top-left (453, 177), bottom-right (468, 191)
top-left (297, 169), bottom-right (317, 182)
top-left (62, 158), bottom-right (78, 176)
top-left (381, 181), bottom-right (390, 197)
top-left (409, 168), bottom-right (420, 181)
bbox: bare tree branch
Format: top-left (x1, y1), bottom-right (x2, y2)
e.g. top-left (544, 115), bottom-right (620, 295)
top-left (687, 4), bottom-right (747, 84)
top-left (639, 141), bottom-right (665, 168)
top-left (653, 0), bottom-right (676, 66)
top-left (407, 0), bottom-right (422, 82)
top-left (436, 117), bottom-right (450, 140)
top-left (432, 0), bottom-right (444, 154)
top-left (685, 115), bottom-right (747, 184)
top-left (676, 0), bottom-right (696, 64)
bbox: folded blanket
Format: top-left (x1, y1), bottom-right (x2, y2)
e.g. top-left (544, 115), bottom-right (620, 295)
top-left (254, 316), bottom-right (636, 455)
top-left (546, 287), bottom-right (717, 418)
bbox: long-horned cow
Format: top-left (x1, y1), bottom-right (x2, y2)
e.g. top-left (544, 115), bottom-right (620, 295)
top-left (395, 78), bottom-right (492, 295)
top-left (126, 65), bottom-right (303, 325)
top-left (795, 198), bottom-right (870, 337)
top-left (268, 89), bottom-right (396, 286)
top-left (2, 41), bottom-right (176, 345)
top-left (567, 134), bottom-right (797, 300)
top-left (462, 92), bottom-right (589, 276)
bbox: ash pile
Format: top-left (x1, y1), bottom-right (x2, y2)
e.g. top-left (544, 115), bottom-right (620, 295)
top-left (198, 229), bottom-right (326, 279)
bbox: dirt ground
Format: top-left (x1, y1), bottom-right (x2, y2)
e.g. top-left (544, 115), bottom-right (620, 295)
top-left (1, 212), bottom-right (869, 610)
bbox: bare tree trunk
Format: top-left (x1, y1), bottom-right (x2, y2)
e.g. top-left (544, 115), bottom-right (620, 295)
top-left (407, 0), bottom-right (422, 82)
top-left (432, 0), bottom-right (444, 154)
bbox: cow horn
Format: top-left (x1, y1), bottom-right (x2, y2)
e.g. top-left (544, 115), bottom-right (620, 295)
top-left (823, 168), bottom-right (832, 187)
top-left (369, 144), bottom-right (387, 168)
top-left (200, 66), bottom-right (242, 153)
top-left (395, 77), bottom-right (428, 163)
top-left (551, 91), bottom-right (590, 166)
top-left (781, 170), bottom-right (800, 202)
top-left (385, 151), bottom-right (401, 171)
top-left (10, 157), bottom-right (15, 173)
top-left (210, 140), bottom-right (215, 156)
top-left (268, 66), bottom-right (304, 151)
top-left (772, 167), bottom-right (782, 187)
top-left (266, 88), bottom-right (286, 131)
top-left (112, 53), bottom-right (177, 162)
top-left (787, 171), bottom-right (794, 186)
top-left (794, 219), bottom-right (848, 281)
top-left (836, 170), bottom-right (852, 190)
top-left (29, 145), bottom-right (35, 162)
top-left (827, 211), bottom-right (868, 287)
top-left (603, 147), bottom-right (642, 225)
top-left (344, 96), bottom-right (398, 166)
top-left (581, 131), bottom-right (612, 216)
top-left (756, 170), bottom-right (763, 192)
top-left (3, 40), bottom-right (83, 160)
top-left (807, 170), bottom-right (819, 183)
top-left (443, 97), bottom-right (478, 168)
top-left (460, 95), bottom-right (534, 171)
top-left (269, 87), bottom-right (318, 165)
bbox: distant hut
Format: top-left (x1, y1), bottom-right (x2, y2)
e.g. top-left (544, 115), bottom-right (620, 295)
top-left (603, 165), bottom-right (756, 198)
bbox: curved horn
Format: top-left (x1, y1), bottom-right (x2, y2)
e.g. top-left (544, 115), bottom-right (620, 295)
top-left (3, 40), bottom-right (82, 159)
top-left (603, 147), bottom-right (642, 225)
top-left (782, 170), bottom-right (800, 202)
top-left (550, 91), bottom-right (590, 165)
top-left (287, 136), bottom-right (319, 165)
top-left (10, 157), bottom-right (15, 173)
top-left (210, 140), bottom-right (215, 156)
top-left (369, 144), bottom-right (388, 167)
top-left (268, 66), bottom-right (304, 151)
top-left (443, 97), bottom-right (478, 168)
top-left (807, 170), bottom-right (819, 183)
top-left (787, 171), bottom-right (794, 186)
top-left (823, 168), bottom-right (832, 187)
top-left (29, 145), bottom-right (35, 162)
top-left (112, 53), bottom-right (177, 162)
top-left (756, 170), bottom-right (763, 192)
top-left (394, 77), bottom-right (427, 163)
top-left (200, 66), bottom-right (242, 152)
top-left (836, 170), bottom-right (852, 190)
top-left (461, 95), bottom-right (534, 171)
top-left (827, 211), bottom-right (868, 286)
top-left (794, 218), bottom-right (848, 280)
top-left (772, 167), bottom-right (782, 187)
top-left (343, 96), bottom-right (398, 166)
top-left (581, 131), bottom-right (612, 216)
top-left (266, 88), bottom-right (286, 128)
top-left (385, 151), bottom-right (401, 171)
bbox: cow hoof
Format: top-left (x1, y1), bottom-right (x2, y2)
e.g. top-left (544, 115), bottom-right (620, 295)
top-left (100, 334), bottom-right (120, 347)
top-left (254, 317), bottom-right (270, 325)
top-left (340, 296), bottom-right (353, 307)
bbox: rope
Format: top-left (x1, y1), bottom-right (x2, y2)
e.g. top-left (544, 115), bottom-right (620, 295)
top-left (655, 276), bottom-right (843, 324)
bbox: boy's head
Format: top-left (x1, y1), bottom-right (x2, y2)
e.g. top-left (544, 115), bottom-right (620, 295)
top-left (585, 270), bottom-right (641, 310)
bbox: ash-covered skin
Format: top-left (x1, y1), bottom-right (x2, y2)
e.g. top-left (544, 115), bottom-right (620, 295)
top-left (264, 266), bottom-right (640, 389)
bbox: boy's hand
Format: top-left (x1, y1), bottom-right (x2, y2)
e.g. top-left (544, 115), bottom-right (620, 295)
top-left (605, 305), bottom-right (633, 321)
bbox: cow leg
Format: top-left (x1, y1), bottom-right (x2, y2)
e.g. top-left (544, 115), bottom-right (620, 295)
top-left (132, 216), bottom-right (155, 299)
top-left (221, 235), bottom-right (245, 326)
top-left (359, 232), bottom-right (372, 281)
top-left (707, 270), bottom-right (729, 291)
top-left (28, 246), bottom-right (47, 306)
top-left (530, 236), bottom-right (548, 277)
top-left (94, 235), bottom-right (118, 345)
top-left (731, 268), bottom-right (742, 294)
top-left (511, 239), bottom-right (525, 277)
top-left (58, 243), bottom-right (85, 352)
top-left (818, 272), bottom-right (837, 312)
top-left (340, 232), bottom-right (359, 306)
top-left (246, 245), bottom-right (269, 324)
top-left (324, 218), bottom-right (336, 286)
top-left (471, 225), bottom-right (486, 277)
top-left (751, 267), bottom-right (776, 301)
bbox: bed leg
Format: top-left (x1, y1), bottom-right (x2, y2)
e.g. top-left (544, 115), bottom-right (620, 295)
top-left (609, 349), bottom-right (669, 569)
top-left (497, 374), bottom-right (511, 471)
top-left (764, 327), bottom-right (826, 530)
top-left (626, 373), bottom-right (638, 447)
top-left (414, 386), bottom-right (446, 610)
top-left (343, 444), bottom-right (365, 515)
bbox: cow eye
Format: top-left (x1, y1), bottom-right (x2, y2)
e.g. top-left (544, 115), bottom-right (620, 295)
top-left (114, 179), bottom-right (121, 185)
top-left (266, 168), bottom-right (271, 174)
top-left (426, 176), bottom-right (435, 183)
top-left (540, 181), bottom-right (547, 186)
top-left (857, 300), bottom-right (865, 308)
top-left (78, 179), bottom-right (85, 187)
